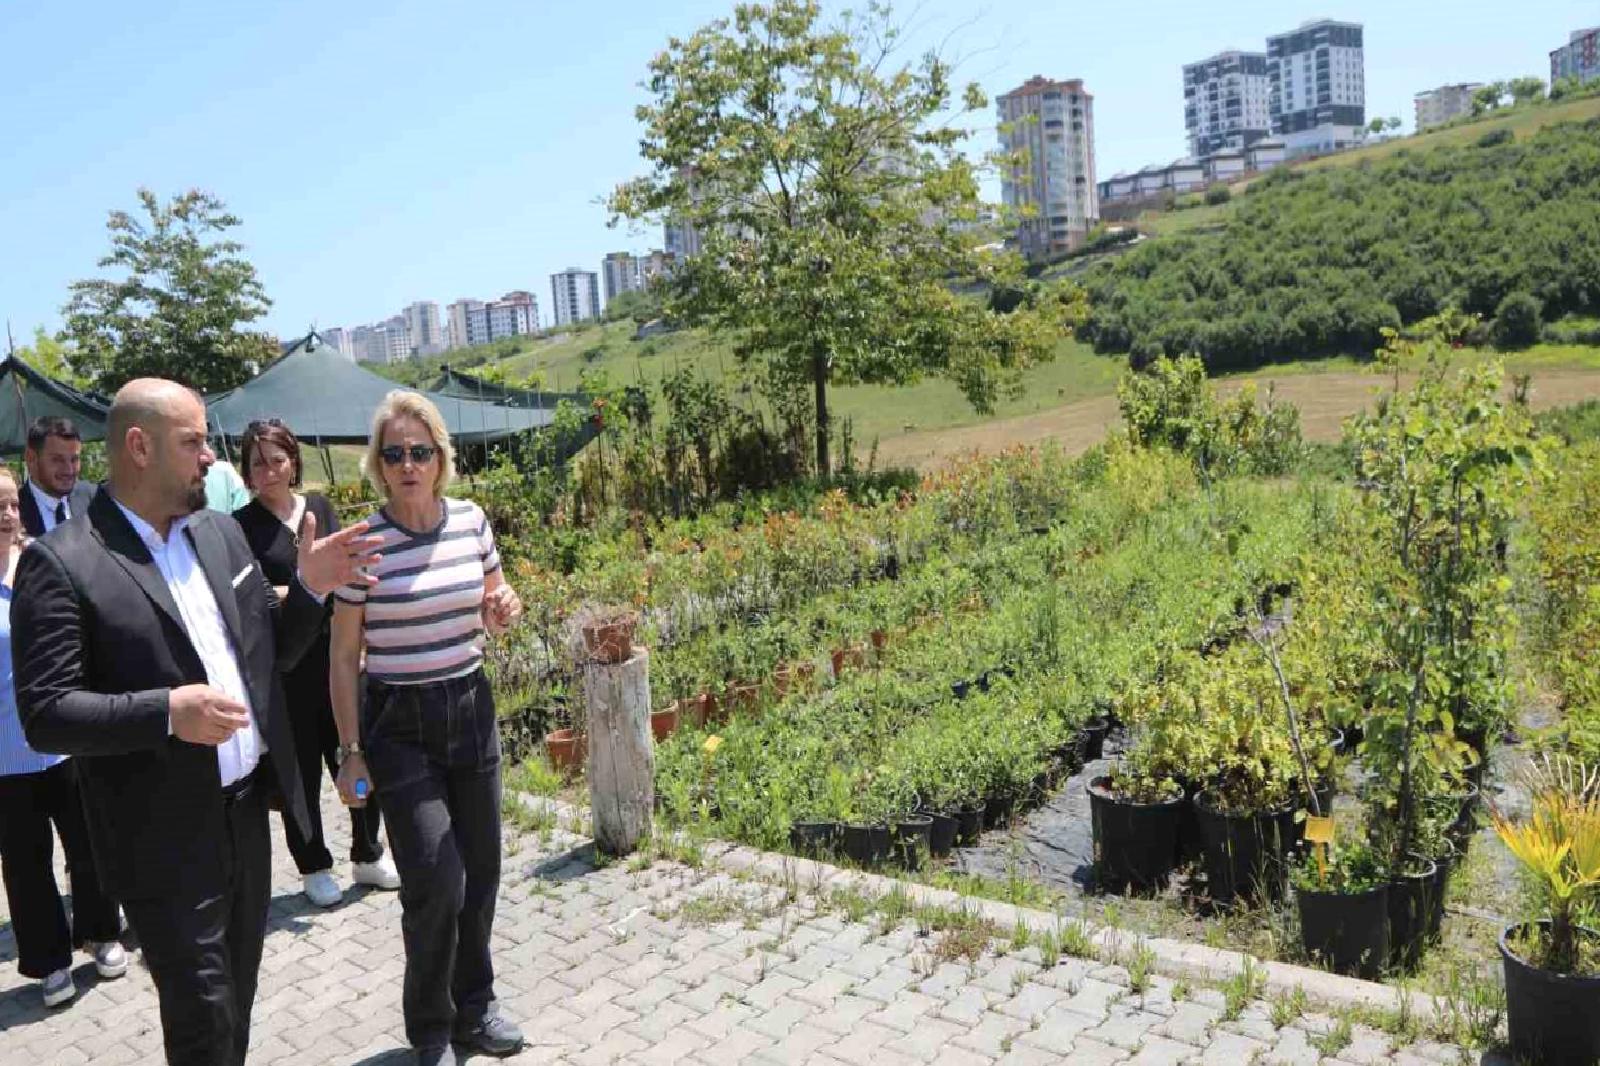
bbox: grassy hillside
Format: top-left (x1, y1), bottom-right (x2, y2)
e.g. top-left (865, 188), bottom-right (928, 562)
top-left (1081, 115), bottom-right (1600, 370)
top-left (1132, 95), bottom-right (1600, 238)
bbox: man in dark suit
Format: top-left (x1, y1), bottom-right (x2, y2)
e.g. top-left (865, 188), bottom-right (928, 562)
top-left (19, 415), bottom-right (96, 537)
top-left (11, 379), bottom-right (381, 1066)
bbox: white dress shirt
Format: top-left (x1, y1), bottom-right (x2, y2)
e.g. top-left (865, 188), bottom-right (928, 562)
top-left (112, 499), bottom-right (264, 787)
top-left (27, 479), bottom-right (69, 533)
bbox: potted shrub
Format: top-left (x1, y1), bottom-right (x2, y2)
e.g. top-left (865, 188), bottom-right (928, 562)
top-left (790, 767), bottom-right (852, 859)
top-left (1493, 757), bottom-right (1600, 1066)
top-left (1088, 762), bottom-right (1186, 893)
top-left (1293, 837), bottom-right (1390, 979)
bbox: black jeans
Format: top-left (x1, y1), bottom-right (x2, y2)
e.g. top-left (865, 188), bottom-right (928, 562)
top-left (281, 682), bottom-right (384, 874)
top-left (362, 669), bottom-right (502, 1050)
top-left (0, 759), bottom-right (121, 978)
top-left (123, 779), bottom-right (270, 1066)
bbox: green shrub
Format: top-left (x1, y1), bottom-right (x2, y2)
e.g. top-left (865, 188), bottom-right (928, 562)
top-left (1492, 291), bottom-right (1543, 349)
top-left (1476, 128), bottom-right (1513, 148)
top-left (1205, 184), bottom-right (1232, 206)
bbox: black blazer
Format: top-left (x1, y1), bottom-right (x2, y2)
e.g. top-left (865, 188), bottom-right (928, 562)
top-left (10, 488), bottom-right (319, 899)
top-left (18, 478), bottom-right (97, 538)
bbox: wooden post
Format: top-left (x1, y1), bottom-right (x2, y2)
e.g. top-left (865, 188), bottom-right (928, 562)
top-left (583, 644), bottom-right (654, 855)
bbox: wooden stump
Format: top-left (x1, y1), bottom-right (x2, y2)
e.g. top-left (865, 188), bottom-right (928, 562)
top-left (583, 644), bottom-right (654, 856)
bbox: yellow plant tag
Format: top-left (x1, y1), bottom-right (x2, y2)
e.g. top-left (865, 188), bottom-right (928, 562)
top-left (1303, 815), bottom-right (1336, 845)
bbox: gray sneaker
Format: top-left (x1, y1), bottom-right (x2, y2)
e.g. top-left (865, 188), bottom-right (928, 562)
top-left (453, 1003), bottom-right (523, 1057)
top-left (88, 940), bottom-right (128, 979)
top-left (41, 967), bottom-right (75, 1008)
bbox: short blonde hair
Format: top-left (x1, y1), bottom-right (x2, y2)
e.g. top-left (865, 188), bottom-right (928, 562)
top-left (365, 390), bottom-right (456, 497)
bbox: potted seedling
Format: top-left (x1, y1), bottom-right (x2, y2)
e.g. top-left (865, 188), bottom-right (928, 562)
top-left (1493, 756), bottom-right (1600, 1066)
top-left (1293, 833), bottom-right (1390, 979)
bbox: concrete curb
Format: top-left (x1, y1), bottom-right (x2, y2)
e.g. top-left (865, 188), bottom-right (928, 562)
top-left (509, 790), bottom-right (1451, 1023)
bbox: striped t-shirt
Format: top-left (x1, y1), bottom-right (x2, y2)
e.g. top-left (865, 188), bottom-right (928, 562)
top-left (335, 497), bottom-right (501, 684)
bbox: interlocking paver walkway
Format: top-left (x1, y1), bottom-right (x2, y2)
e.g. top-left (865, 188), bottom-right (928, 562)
top-left (0, 786), bottom-right (1503, 1064)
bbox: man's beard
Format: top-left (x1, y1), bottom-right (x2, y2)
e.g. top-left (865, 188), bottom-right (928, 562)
top-left (182, 482), bottom-right (208, 514)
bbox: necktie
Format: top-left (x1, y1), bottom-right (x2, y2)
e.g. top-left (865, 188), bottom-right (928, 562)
top-left (54, 500), bottom-right (66, 526)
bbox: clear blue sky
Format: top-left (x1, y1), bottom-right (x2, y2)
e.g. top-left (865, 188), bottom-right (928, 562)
top-left (1, 0), bottom-right (1592, 343)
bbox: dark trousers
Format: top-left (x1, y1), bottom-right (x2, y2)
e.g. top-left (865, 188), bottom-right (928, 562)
top-left (281, 687), bottom-right (384, 874)
top-left (363, 669), bottom-right (502, 1050)
top-left (0, 760), bottom-right (121, 979)
top-left (123, 781), bottom-right (270, 1066)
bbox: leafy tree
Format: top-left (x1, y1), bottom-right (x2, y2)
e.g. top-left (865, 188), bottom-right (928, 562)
top-left (602, 288), bottom-right (663, 326)
top-left (1471, 82), bottom-right (1507, 115)
top-left (12, 328), bottom-right (91, 390)
top-left (1492, 291), bottom-right (1543, 349)
top-left (1385, 116), bottom-right (1403, 133)
top-left (1508, 77), bottom-right (1547, 106)
top-left (1367, 117), bottom-right (1386, 136)
top-left (608, 0), bottom-right (1083, 475)
top-left (62, 188), bottom-right (276, 393)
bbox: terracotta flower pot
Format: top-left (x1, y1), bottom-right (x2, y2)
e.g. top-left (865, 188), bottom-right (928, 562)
top-left (582, 614), bottom-right (638, 664)
top-left (544, 728), bottom-right (587, 773)
top-left (870, 629), bottom-right (888, 652)
top-left (725, 683), bottom-right (761, 717)
top-left (651, 702), bottom-right (681, 741)
top-left (773, 661), bottom-right (816, 697)
top-left (830, 645), bottom-right (866, 678)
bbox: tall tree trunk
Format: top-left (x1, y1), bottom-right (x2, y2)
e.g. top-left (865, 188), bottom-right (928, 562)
top-left (813, 349), bottom-right (831, 478)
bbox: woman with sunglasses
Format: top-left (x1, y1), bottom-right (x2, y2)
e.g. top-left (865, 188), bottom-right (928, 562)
top-left (330, 391), bottom-right (523, 1066)
top-left (233, 419), bottom-right (400, 908)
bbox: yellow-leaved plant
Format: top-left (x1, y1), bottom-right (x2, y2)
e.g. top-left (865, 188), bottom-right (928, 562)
top-left (1493, 756), bottom-right (1600, 973)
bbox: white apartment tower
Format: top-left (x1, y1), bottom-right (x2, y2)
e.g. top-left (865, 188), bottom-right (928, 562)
top-left (403, 301), bottom-right (445, 357)
top-left (1414, 83), bottom-right (1482, 131)
top-left (601, 252), bottom-right (644, 306)
top-left (997, 76), bottom-right (1098, 260)
top-left (1184, 51), bottom-right (1272, 157)
top-left (1267, 19), bottom-right (1366, 157)
top-left (551, 269), bottom-right (601, 326)
top-left (447, 299), bottom-right (484, 350)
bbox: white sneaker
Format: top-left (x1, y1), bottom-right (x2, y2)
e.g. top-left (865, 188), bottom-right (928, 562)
top-left (302, 869), bottom-right (343, 908)
top-left (352, 853), bottom-right (402, 890)
top-left (41, 967), bottom-right (75, 1008)
top-left (87, 940), bottom-right (127, 979)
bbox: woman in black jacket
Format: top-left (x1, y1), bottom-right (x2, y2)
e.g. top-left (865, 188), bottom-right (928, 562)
top-left (233, 419), bottom-right (399, 906)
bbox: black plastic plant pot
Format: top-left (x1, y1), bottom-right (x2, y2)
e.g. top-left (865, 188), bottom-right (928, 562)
top-left (985, 791), bottom-right (1016, 830)
top-left (789, 821), bottom-right (837, 859)
top-left (892, 815), bottom-right (933, 871)
top-left (1447, 783), bottom-right (1482, 845)
top-left (1078, 717), bottom-right (1112, 762)
top-left (925, 811), bottom-right (958, 858)
top-left (951, 680), bottom-right (972, 700)
top-left (1427, 842), bottom-right (1456, 941)
top-left (954, 804), bottom-right (984, 847)
top-left (1298, 883), bottom-right (1390, 980)
top-left (1195, 795), bottom-right (1294, 904)
top-left (1087, 777), bottom-right (1184, 894)
top-left (1176, 779), bottom-right (1204, 863)
top-left (1500, 921), bottom-right (1600, 1066)
top-left (840, 823), bottom-right (892, 868)
top-left (1386, 859), bottom-right (1439, 971)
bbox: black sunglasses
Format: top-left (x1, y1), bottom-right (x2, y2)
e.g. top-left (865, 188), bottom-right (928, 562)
top-left (380, 443), bottom-right (438, 466)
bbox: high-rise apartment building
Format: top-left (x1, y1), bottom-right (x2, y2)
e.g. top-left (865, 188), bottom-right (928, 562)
top-left (447, 299), bottom-right (484, 350)
top-left (318, 326), bottom-right (355, 360)
top-left (1551, 27), bottom-right (1600, 87)
top-left (1184, 51), bottom-right (1272, 157)
top-left (1414, 83), bottom-right (1482, 131)
top-left (663, 218), bottom-right (702, 259)
top-left (602, 252), bottom-right (645, 306)
top-left (996, 76), bottom-right (1098, 260)
top-left (551, 269), bottom-right (601, 326)
top-left (1267, 19), bottom-right (1365, 157)
top-left (402, 301), bottom-right (445, 357)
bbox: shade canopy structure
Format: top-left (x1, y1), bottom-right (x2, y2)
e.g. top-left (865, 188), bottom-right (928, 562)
top-left (0, 355), bottom-right (110, 453)
top-left (205, 335), bottom-right (572, 450)
top-left (429, 365), bottom-right (588, 412)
